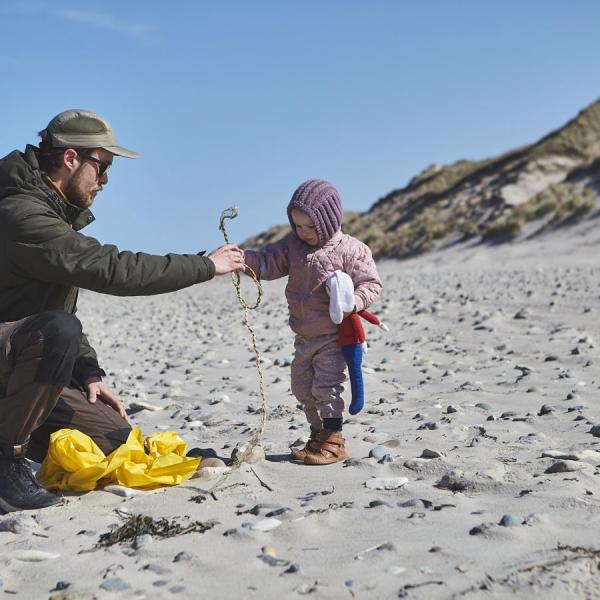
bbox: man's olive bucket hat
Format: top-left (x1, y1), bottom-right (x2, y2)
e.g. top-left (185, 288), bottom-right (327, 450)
top-left (45, 109), bottom-right (139, 158)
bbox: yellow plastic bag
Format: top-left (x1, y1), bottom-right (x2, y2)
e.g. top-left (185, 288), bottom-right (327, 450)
top-left (37, 427), bottom-right (200, 492)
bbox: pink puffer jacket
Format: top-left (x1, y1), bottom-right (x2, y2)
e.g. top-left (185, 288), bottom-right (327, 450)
top-left (244, 231), bottom-right (382, 339)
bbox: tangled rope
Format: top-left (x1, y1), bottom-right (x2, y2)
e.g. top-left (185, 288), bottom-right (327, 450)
top-left (218, 207), bottom-right (268, 471)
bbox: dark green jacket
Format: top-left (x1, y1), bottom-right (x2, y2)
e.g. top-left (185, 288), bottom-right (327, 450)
top-left (0, 146), bottom-right (215, 382)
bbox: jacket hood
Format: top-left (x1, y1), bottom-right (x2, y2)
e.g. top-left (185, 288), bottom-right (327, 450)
top-left (0, 145), bottom-right (95, 230)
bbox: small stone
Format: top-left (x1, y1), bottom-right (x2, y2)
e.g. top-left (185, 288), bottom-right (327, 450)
top-left (187, 447), bottom-right (218, 459)
top-left (429, 546), bottom-right (442, 553)
top-left (538, 404), bottom-right (555, 416)
top-left (231, 444), bottom-right (266, 464)
top-left (250, 518), bottom-right (282, 532)
top-left (445, 405), bottom-right (458, 414)
top-left (174, 551), bottom-right (192, 562)
top-left (128, 401), bottom-right (162, 412)
top-left (420, 449), bottom-right (444, 459)
top-left (283, 563), bottom-right (300, 574)
top-left (475, 403), bottom-right (492, 411)
top-left (368, 446), bottom-right (390, 460)
top-left (544, 354), bottom-right (559, 362)
top-left (191, 466), bottom-right (231, 480)
top-left (365, 477), bottom-right (408, 490)
top-left (545, 460), bottom-right (587, 473)
top-left (13, 550), bottom-right (60, 562)
top-left (499, 514), bottom-right (521, 527)
top-left (378, 454), bottom-right (394, 464)
top-left (49, 581), bottom-right (71, 592)
top-left (368, 499), bottom-right (392, 508)
top-left (501, 411), bottom-right (518, 418)
top-left (469, 522), bottom-right (494, 536)
top-left (590, 425), bottom-right (600, 438)
top-left (99, 578), bottom-right (131, 593)
top-left (103, 485), bottom-right (140, 498)
top-left (0, 514), bottom-right (39, 534)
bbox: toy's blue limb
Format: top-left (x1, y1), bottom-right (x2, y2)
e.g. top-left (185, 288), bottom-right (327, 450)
top-left (342, 343), bottom-right (364, 415)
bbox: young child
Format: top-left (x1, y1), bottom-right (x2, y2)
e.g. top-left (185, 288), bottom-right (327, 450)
top-left (243, 179), bottom-right (382, 465)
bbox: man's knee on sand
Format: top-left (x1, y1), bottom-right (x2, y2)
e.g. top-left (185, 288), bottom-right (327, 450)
top-left (10, 310), bottom-right (82, 386)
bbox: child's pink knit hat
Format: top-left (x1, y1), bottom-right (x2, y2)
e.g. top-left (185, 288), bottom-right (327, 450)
top-left (287, 179), bottom-right (343, 246)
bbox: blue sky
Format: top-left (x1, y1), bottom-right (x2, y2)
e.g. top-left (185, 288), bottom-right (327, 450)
top-left (1, 1), bottom-right (599, 254)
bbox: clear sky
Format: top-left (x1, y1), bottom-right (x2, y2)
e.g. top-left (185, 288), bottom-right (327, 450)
top-left (1, 1), bottom-right (599, 255)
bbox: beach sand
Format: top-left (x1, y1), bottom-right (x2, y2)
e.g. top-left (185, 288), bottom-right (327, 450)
top-left (2, 222), bottom-right (600, 599)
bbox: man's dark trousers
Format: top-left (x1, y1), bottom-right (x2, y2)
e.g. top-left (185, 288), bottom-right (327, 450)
top-left (0, 310), bottom-right (131, 462)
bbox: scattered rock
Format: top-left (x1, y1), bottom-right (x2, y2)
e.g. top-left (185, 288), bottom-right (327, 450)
top-left (13, 550), bottom-right (60, 562)
top-left (420, 449), bottom-right (444, 459)
top-left (250, 518), bottom-right (282, 532)
top-left (365, 477), bottom-right (408, 490)
top-left (231, 444), bottom-right (266, 464)
top-left (499, 514), bottom-right (521, 527)
top-left (545, 460), bottom-right (587, 473)
top-left (99, 578), bottom-right (131, 593)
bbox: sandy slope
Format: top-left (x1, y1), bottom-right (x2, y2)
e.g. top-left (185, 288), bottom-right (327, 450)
top-left (1, 224), bottom-right (600, 599)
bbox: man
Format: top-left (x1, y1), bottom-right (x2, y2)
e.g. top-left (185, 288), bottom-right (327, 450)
top-left (0, 109), bottom-right (245, 511)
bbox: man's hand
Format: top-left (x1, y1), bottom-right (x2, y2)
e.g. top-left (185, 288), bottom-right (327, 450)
top-left (85, 380), bottom-right (129, 421)
top-left (208, 244), bottom-right (246, 275)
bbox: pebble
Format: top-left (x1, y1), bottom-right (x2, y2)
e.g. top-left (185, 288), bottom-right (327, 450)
top-left (404, 458), bottom-right (430, 470)
top-left (368, 499), bottom-right (393, 508)
top-left (231, 444), bottom-right (266, 464)
top-left (103, 485), bottom-right (140, 498)
top-left (368, 446), bottom-right (390, 460)
top-left (499, 514), bottom-right (521, 527)
top-left (420, 449), bottom-right (444, 459)
top-left (99, 578), bottom-right (131, 593)
top-left (174, 551), bottom-right (193, 562)
top-left (192, 465), bottom-right (231, 480)
top-left (250, 518), bottom-right (282, 532)
top-left (0, 514), bottom-right (39, 534)
top-left (469, 522), bottom-right (495, 536)
top-left (187, 447), bottom-right (218, 459)
top-left (128, 400), bottom-right (162, 412)
top-left (538, 404), bottom-right (555, 415)
top-left (475, 402), bottom-right (492, 411)
top-left (13, 550), bottom-right (60, 562)
top-left (545, 460), bottom-right (587, 473)
top-left (365, 477), bottom-right (408, 490)
top-left (590, 425), bottom-right (600, 438)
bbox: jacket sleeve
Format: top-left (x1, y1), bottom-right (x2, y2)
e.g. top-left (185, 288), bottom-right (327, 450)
top-left (72, 331), bottom-right (106, 385)
top-left (345, 242), bottom-right (383, 311)
top-left (5, 205), bottom-right (215, 295)
top-left (244, 234), bottom-right (291, 280)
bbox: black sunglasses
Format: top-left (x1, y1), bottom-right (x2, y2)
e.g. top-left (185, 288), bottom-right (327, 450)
top-left (77, 151), bottom-right (112, 178)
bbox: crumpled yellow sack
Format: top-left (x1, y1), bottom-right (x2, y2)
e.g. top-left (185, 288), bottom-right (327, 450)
top-left (37, 427), bottom-right (200, 492)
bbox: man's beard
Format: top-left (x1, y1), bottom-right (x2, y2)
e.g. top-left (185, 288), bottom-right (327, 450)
top-left (64, 167), bottom-right (97, 209)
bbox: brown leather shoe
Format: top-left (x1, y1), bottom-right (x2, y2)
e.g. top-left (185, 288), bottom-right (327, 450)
top-left (290, 429), bottom-right (320, 461)
top-left (303, 430), bottom-right (348, 465)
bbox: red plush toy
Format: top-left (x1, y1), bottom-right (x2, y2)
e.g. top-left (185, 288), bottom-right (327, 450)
top-left (338, 310), bottom-right (388, 414)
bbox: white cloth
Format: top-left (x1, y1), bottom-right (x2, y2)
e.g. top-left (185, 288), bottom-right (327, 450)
top-left (326, 270), bottom-right (355, 324)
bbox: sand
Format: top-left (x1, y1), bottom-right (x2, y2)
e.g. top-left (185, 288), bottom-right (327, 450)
top-left (1, 222), bottom-right (600, 599)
